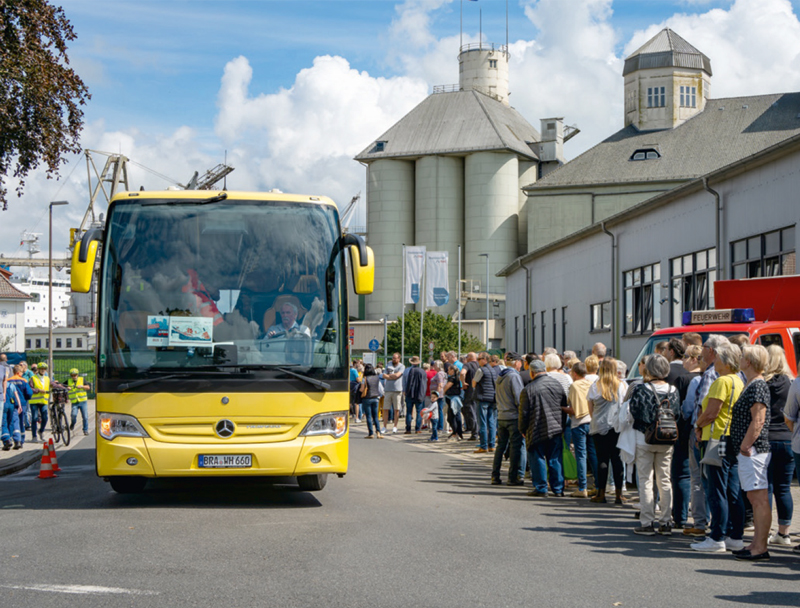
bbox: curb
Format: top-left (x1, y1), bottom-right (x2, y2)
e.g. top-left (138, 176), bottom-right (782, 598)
top-left (0, 449), bottom-right (43, 477)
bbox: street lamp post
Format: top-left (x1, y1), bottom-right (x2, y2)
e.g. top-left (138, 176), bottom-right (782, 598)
top-left (49, 201), bottom-right (69, 379)
top-left (479, 253), bottom-right (489, 350)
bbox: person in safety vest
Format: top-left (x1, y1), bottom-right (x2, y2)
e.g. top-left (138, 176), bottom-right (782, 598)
top-left (181, 269), bottom-right (224, 327)
top-left (67, 368), bottom-right (91, 436)
top-left (7, 365), bottom-right (32, 447)
top-left (29, 363), bottom-right (50, 442)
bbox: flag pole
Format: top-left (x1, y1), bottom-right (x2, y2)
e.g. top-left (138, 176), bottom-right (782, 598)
top-left (458, 245), bottom-right (462, 360)
top-left (419, 249), bottom-right (426, 362)
top-left (401, 244), bottom-right (406, 364)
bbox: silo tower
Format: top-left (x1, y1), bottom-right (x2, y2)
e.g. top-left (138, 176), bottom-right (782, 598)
top-left (459, 43), bottom-right (509, 105)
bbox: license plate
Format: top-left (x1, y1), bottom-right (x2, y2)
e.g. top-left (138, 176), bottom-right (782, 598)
top-left (198, 454), bottom-right (252, 468)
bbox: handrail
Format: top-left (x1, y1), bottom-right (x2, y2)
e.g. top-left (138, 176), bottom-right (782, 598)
top-left (459, 42), bottom-right (507, 54)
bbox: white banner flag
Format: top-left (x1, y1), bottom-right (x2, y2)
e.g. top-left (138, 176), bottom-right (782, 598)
top-left (425, 251), bottom-right (449, 307)
top-left (404, 246), bottom-right (426, 304)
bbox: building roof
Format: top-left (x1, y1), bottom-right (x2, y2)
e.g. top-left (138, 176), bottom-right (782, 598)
top-left (623, 28), bottom-right (712, 76)
top-left (0, 273), bottom-right (32, 301)
top-left (526, 92), bottom-right (800, 190)
top-left (355, 90), bottom-right (541, 162)
top-left (500, 129), bottom-right (800, 277)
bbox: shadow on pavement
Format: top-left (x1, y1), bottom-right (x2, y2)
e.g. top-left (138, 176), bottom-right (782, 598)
top-left (714, 591), bottom-right (800, 606)
top-left (1, 444), bottom-right (324, 510)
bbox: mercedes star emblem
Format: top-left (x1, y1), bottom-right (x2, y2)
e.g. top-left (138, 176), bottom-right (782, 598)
top-left (215, 419), bottom-right (235, 438)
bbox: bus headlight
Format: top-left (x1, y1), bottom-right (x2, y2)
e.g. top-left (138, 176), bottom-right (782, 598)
top-left (97, 412), bottom-right (150, 440)
top-left (299, 411), bottom-right (348, 439)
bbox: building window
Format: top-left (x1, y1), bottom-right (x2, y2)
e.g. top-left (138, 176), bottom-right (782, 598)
top-left (488, 59), bottom-right (497, 68)
top-left (531, 313), bottom-right (536, 355)
top-left (25, 339), bottom-right (31, 349)
top-left (522, 315), bottom-right (527, 353)
top-left (30, 292), bottom-right (41, 302)
top-left (623, 263), bottom-right (661, 335)
top-left (35, 338), bottom-right (41, 348)
top-left (561, 306), bottom-right (567, 351)
top-left (680, 85), bottom-right (697, 108)
top-left (590, 302), bottom-right (611, 332)
top-left (540, 311), bottom-right (546, 353)
top-left (514, 316), bottom-right (519, 353)
top-left (374, 141), bottom-right (386, 152)
top-left (66, 338), bottom-right (72, 348)
top-left (552, 309), bottom-right (557, 351)
top-left (630, 148), bottom-right (660, 161)
top-left (56, 338), bottom-right (62, 348)
top-left (647, 86), bottom-right (666, 108)
top-left (46, 339), bottom-right (49, 348)
top-left (77, 338), bottom-right (83, 348)
top-left (670, 248), bottom-right (716, 325)
top-left (731, 226), bottom-right (795, 278)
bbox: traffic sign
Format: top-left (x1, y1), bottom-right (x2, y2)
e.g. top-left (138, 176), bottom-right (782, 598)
top-left (428, 341), bottom-right (434, 351)
top-left (369, 339), bottom-right (380, 352)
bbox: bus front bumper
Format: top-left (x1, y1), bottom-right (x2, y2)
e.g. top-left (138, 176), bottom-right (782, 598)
top-left (95, 433), bottom-right (349, 478)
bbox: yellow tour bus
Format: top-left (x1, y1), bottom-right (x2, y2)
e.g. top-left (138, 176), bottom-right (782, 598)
top-left (71, 190), bottom-right (374, 493)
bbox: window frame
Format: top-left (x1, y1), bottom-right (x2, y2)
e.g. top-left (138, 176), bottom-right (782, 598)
top-left (623, 262), bottom-right (662, 336)
top-left (731, 226), bottom-right (796, 279)
top-left (590, 301), bottom-right (612, 333)
top-left (669, 248), bottom-right (716, 325)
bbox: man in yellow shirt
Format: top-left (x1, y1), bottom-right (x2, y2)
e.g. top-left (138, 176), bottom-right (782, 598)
top-left (565, 362), bottom-right (598, 498)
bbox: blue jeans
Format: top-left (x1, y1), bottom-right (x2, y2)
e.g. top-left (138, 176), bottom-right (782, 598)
top-left (1, 402), bottom-right (21, 445)
top-left (436, 398), bottom-right (445, 431)
top-left (571, 423), bottom-right (598, 491)
top-left (689, 436), bottom-right (709, 529)
top-left (362, 398), bottom-right (380, 436)
top-left (477, 401), bottom-right (497, 450)
top-left (704, 454), bottom-right (745, 542)
top-left (492, 419), bottom-right (526, 482)
top-left (405, 398), bottom-right (423, 432)
top-left (767, 440), bottom-right (795, 527)
top-left (30, 404), bottom-right (47, 439)
top-left (671, 418), bottom-right (692, 526)
top-left (71, 400), bottom-right (89, 433)
top-left (529, 434), bottom-right (564, 495)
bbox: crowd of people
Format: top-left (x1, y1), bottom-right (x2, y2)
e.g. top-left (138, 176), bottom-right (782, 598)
top-left (1, 354), bottom-right (91, 451)
top-left (350, 337), bottom-right (800, 562)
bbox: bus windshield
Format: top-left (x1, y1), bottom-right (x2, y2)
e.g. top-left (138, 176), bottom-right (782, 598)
top-left (98, 199), bottom-right (346, 385)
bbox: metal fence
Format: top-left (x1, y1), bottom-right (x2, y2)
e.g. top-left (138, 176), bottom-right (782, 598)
top-left (25, 351), bottom-right (97, 398)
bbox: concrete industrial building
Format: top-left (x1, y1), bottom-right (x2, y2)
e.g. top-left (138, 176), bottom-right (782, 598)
top-left (500, 28), bottom-right (800, 364)
top-left (356, 43), bottom-right (575, 345)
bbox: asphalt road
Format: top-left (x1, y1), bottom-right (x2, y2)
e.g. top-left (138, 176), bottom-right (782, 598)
top-left (1, 427), bottom-right (799, 608)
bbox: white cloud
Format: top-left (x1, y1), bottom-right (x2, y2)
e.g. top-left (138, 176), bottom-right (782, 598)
top-left (5, 0), bottom-right (800, 260)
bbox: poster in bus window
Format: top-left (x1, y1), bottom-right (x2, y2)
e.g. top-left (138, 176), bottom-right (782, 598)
top-left (168, 316), bottom-right (213, 347)
top-left (146, 315), bottom-right (169, 347)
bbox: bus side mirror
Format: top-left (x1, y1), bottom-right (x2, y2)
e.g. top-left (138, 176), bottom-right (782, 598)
top-left (71, 229), bottom-right (102, 293)
top-left (349, 244), bottom-right (374, 295)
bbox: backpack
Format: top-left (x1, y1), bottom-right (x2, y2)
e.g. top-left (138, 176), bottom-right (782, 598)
top-left (644, 383), bottom-right (678, 445)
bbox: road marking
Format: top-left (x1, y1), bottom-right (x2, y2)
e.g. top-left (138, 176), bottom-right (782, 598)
top-left (0, 584), bottom-right (158, 596)
top-left (2, 504), bottom-right (25, 508)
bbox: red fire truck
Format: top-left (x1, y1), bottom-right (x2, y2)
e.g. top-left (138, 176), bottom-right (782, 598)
top-left (628, 275), bottom-right (800, 378)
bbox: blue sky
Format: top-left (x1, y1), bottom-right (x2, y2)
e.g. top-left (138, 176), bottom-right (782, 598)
top-left (4, 0), bottom-right (800, 256)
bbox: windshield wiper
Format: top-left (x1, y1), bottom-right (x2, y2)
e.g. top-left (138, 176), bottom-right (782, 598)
top-left (213, 364), bottom-right (330, 391)
top-left (117, 368), bottom-right (235, 391)
top-left (141, 192), bottom-right (228, 206)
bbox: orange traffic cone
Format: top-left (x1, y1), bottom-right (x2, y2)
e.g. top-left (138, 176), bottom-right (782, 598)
top-left (48, 437), bottom-right (62, 472)
top-left (38, 442), bottom-right (57, 479)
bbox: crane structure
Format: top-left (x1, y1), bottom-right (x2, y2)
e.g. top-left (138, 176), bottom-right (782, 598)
top-left (340, 192), bottom-right (365, 236)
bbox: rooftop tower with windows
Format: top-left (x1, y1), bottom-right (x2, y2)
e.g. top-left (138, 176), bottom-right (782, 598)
top-left (623, 28), bottom-right (712, 131)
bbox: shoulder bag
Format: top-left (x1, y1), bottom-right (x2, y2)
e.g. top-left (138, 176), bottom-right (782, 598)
top-left (700, 379), bottom-right (734, 467)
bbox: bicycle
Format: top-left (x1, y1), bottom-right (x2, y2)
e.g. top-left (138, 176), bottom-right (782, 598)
top-left (48, 385), bottom-right (71, 447)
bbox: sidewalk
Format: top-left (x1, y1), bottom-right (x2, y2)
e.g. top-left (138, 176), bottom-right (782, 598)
top-left (0, 399), bottom-right (96, 477)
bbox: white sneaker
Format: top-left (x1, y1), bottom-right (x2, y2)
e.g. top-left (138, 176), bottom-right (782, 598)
top-left (768, 532), bottom-right (792, 546)
top-left (380, 428), bottom-right (387, 435)
top-left (725, 538), bottom-right (745, 552)
top-left (392, 427), bottom-right (398, 434)
top-left (691, 538), bottom-right (726, 553)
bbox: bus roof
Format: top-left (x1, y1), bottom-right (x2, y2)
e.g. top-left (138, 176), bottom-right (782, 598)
top-left (109, 190), bottom-right (338, 208)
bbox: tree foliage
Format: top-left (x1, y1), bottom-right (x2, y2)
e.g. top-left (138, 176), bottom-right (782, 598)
top-left (0, 0), bottom-right (90, 210)
top-left (385, 310), bottom-right (484, 359)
